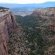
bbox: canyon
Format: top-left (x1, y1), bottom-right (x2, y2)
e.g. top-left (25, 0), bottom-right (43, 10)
top-left (16, 7), bottom-right (55, 55)
top-left (0, 7), bottom-right (55, 55)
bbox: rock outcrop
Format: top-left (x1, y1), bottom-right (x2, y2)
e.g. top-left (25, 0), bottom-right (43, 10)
top-left (32, 7), bottom-right (55, 31)
top-left (0, 9), bottom-right (16, 55)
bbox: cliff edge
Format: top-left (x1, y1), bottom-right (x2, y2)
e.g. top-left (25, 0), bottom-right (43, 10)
top-left (0, 9), bottom-right (16, 55)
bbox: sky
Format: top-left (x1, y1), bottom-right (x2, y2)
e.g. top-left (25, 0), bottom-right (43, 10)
top-left (0, 0), bottom-right (55, 4)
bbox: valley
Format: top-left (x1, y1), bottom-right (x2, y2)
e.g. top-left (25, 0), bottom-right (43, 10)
top-left (0, 7), bottom-right (55, 55)
top-left (14, 7), bottom-right (55, 55)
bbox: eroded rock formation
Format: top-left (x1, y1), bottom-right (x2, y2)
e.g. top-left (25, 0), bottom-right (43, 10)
top-left (0, 9), bottom-right (16, 55)
top-left (32, 7), bottom-right (55, 31)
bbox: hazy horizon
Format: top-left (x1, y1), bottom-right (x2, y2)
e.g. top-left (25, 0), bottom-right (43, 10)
top-left (0, 0), bottom-right (55, 4)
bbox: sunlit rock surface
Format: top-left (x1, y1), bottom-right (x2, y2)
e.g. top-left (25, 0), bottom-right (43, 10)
top-left (0, 9), bottom-right (16, 55)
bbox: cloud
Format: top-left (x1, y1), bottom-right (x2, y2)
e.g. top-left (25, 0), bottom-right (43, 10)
top-left (0, 0), bottom-right (55, 4)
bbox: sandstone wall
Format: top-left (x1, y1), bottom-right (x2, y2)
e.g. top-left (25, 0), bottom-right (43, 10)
top-left (0, 10), bottom-right (16, 55)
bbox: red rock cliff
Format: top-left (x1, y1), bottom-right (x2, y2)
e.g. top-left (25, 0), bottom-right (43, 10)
top-left (0, 9), bottom-right (16, 55)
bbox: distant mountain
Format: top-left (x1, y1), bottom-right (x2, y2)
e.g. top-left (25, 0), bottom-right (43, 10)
top-left (0, 2), bottom-right (55, 16)
top-left (0, 2), bottom-right (55, 9)
top-left (0, 7), bottom-right (9, 9)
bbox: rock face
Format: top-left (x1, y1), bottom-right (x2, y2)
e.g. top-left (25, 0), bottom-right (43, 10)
top-left (33, 8), bottom-right (55, 16)
top-left (32, 7), bottom-right (55, 31)
top-left (0, 9), bottom-right (16, 55)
